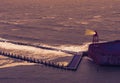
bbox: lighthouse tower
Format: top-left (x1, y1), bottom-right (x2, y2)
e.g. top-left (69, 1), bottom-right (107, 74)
top-left (92, 31), bottom-right (99, 44)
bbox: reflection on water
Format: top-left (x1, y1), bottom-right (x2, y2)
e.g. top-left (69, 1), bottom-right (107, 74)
top-left (0, 0), bottom-right (119, 66)
top-left (0, 1), bottom-right (120, 82)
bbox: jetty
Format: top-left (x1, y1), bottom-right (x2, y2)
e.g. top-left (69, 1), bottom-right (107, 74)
top-left (0, 50), bottom-right (85, 71)
top-left (0, 40), bottom-right (86, 71)
top-left (67, 54), bottom-right (84, 71)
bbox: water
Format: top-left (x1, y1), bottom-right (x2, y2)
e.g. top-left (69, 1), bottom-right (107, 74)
top-left (0, 0), bottom-right (119, 45)
top-left (0, 0), bottom-right (120, 83)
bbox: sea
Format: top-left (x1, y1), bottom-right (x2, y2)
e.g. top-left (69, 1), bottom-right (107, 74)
top-left (0, 0), bottom-right (120, 83)
top-left (0, 0), bottom-right (119, 45)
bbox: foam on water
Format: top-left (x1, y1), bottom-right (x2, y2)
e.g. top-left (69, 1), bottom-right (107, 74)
top-left (0, 42), bottom-right (72, 59)
top-left (0, 56), bottom-right (35, 69)
top-left (0, 38), bottom-right (90, 69)
top-left (42, 42), bottom-right (90, 52)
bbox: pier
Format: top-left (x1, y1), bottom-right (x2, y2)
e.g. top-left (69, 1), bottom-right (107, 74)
top-left (67, 54), bottom-right (84, 71)
top-left (0, 50), bottom-right (85, 71)
top-left (0, 40), bottom-right (86, 71)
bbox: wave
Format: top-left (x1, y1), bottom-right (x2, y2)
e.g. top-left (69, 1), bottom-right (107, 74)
top-left (0, 37), bottom-right (90, 69)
